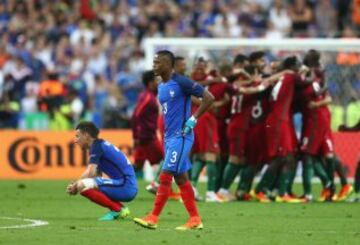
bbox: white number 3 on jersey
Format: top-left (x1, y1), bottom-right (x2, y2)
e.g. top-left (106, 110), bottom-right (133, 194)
top-left (163, 102), bottom-right (168, 114)
top-left (170, 151), bottom-right (177, 163)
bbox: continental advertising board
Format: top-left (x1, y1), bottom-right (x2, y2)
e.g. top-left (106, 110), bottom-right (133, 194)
top-left (0, 130), bottom-right (359, 179)
top-left (0, 130), bottom-right (133, 179)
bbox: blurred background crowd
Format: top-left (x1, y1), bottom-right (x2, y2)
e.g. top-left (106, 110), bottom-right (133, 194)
top-left (0, 0), bottom-right (359, 130)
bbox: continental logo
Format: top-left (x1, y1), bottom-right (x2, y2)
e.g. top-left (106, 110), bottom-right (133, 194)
top-left (7, 137), bottom-right (132, 173)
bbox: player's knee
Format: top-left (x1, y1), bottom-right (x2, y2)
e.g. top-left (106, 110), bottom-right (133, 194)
top-left (229, 155), bottom-right (243, 165)
top-left (325, 153), bottom-right (334, 159)
top-left (204, 152), bottom-right (216, 162)
top-left (77, 178), bottom-right (97, 192)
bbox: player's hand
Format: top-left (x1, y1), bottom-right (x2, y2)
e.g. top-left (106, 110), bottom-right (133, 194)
top-left (66, 182), bottom-right (78, 195)
top-left (308, 101), bottom-right (317, 109)
top-left (183, 115), bottom-right (197, 135)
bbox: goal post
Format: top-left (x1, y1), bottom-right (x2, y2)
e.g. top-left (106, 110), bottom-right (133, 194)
top-left (144, 38), bottom-right (360, 69)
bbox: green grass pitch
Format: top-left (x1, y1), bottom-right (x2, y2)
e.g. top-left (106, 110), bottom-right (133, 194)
top-left (0, 180), bottom-right (360, 245)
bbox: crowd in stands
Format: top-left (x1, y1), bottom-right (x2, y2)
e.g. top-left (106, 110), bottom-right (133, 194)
top-left (0, 0), bottom-right (359, 130)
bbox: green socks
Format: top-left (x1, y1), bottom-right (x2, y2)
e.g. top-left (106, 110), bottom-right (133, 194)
top-left (221, 162), bottom-right (243, 190)
top-left (355, 160), bottom-right (360, 193)
top-left (191, 159), bottom-right (205, 187)
top-left (313, 157), bottom-right (330, 187)
top-left (334, 157), bottom-right (348, 186)
top-left (302, 156), bottom-right (314, 195)
top-left (206, 161), bottom-right (217, 192)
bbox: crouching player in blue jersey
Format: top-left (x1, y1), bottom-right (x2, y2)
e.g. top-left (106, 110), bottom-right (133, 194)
top-left (133, 50), bottom-right (214, 230)
top-left (66, 121), bottom-right (138, 221)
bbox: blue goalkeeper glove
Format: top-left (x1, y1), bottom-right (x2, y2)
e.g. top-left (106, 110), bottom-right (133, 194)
top-left (183, 115), bottom-right (197, 135)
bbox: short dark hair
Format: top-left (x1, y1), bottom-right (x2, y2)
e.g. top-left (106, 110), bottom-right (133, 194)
top-left (175, 56), bottom-right (185, 63)
top-left (157, 50), bottom-right (175, 67)
top-left (142, 70), bottom-right (155, 87)
top-left (282, 56), bottom-right (299, 70)
top-left (249, 51), bottom-right (265, 63)
top-left (76, 121), bottom-right (99, 138)
top-left (303, 49), bottom-right (320, 68)
top-left (233, 54), bottom-right (248, 65)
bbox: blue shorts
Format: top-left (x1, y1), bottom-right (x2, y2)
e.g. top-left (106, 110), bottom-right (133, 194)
top-left (162, 135), bottom-right (194, 176)
top-left (95, 177), bottom-right (138, 202)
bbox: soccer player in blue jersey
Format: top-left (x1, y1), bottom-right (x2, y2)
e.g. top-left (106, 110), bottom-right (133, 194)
top-left (133, 50), bottom-right (214, 230)
top-left (66, 121), bottom-right (138, 221)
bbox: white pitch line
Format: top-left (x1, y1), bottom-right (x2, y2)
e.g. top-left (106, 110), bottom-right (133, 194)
top-left (0, 217), bottom-right (49, 229)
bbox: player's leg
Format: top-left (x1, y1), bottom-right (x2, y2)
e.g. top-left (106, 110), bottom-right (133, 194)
top-left (215, 119), bottom-right (229, 192)
top-left (286, 158), bottom-right (298, 198)
top-left (77, 178), bottom-right (133, 221)
top-left (275, 154), bottom-right (303, 203)
top-left (190, 154), bottom-right (205, 187)
top-left (173, 136), bottom-right (202, 230)
top-left (134, 138), bottom-right (179, 229)
top-left (235, 164), bottom-right (259, 200)
top-left (254, 158), bottom-right (282, 202)
top-left (347, 159), bottom-right (360, 202)
top-left (302, 154), bottom-right (315, 200)
top-left (203, 152), bottom-right (223, 202)
top-left (133, 144), bottom-right (146, 179)
top-left (312, 157), bottom-right (334, 201)
top-left (334, 155), bottom-right (353, 201)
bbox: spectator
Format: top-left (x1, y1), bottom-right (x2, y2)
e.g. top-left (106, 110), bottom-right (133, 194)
top-left (315, 0), bottom-right (337, 37)
top-left (289, 0), bottom-right (313, 37)
top-left (268, 0), bottom-right (291, 38)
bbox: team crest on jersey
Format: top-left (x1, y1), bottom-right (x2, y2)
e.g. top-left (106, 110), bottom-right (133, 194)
top-left (169, 90), bottom-right (175, 97)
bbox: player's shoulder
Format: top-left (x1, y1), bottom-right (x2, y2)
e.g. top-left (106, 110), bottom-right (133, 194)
top-left (172, 73), bottom-right (195, 85)
top-left (90, 139), bottom-right (104, 153)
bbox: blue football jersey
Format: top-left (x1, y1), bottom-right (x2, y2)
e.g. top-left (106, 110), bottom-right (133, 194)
top-left (158, 73), bottom-right (205, 139)
top-left (89, 139), bottom-right (135, 182)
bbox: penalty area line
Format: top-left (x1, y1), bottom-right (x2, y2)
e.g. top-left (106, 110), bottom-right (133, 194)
top-left (0, 216), bottom-right (49, 229)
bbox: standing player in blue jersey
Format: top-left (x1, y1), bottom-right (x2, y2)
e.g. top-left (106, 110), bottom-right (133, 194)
top-left (66, 121), bottom-right (138, 221)
top-left (134, 50), bottom-right (214, 230)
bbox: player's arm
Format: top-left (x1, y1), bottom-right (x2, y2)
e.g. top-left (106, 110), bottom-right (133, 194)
top-left (192, 89), bottom-right (214, 119)
top-left (67, 142), bottom-right (102, 195)
top-left (308, 94), bottom-right (332, 108)
top-left (66, 163), bottom-right (98, 195)
top-left (175, 74), bottom-right (214, 134)
top-left (79, 163), bottom-right (98, 179)
top-left (262, 69), bottom-right (294, 87)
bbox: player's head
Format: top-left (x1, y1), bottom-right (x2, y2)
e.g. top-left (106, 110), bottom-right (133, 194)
top-left (270, 60), bottom-right (281, 74)
top-left (249, 51), bottom-right (266, 72)
top-left (233, 54), bottom-right (248, 68)
top-left (153, 50), bottom-right (175, 76)
top-left (303, 49), bottom-right (321, 68)
top-left (194, 57), bottom-right (207, 71)
top-left (75, 121), bottom-right (99, 149)
top-left (244, 64), bottom-right (258, 79)
top-left (174, 56), bottom-right (186, 75)
top-left (282, 56), bottom-right (301, 71)
top-left (142, 70), bottom-right (157, 91)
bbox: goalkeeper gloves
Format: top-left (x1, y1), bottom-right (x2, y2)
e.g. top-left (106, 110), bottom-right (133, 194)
top-left (183, 115), bottom-right (197, 135)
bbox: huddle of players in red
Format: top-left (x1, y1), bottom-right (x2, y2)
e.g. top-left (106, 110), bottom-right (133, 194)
top-left (132, 50), bottom-right (353, 203)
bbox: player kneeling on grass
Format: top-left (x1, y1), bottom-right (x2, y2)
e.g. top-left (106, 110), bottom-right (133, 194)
top-left (66, 121), bottom-right (138, 221)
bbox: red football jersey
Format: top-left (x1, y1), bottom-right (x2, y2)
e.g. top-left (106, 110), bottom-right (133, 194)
top-left (131, 89), bottom-right (159, 143)
top-left (267, 73), bottom-right (296, 124)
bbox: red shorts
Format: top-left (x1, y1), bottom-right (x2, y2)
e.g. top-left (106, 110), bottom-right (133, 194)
top-left (301, 125), bottom-right (334, 156)
top-left (217, 118), bottom-right (228, 154)
top-left (133, 138), bottom-right (164, 167)
top-left (246, 123), bottom-right (267, 164)
top-left (266, 120), bottom-right (295, 159)
top-left (192, 112), bottom-right (219, 154)
top-left (227, 118), bottom-right (247, 158)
